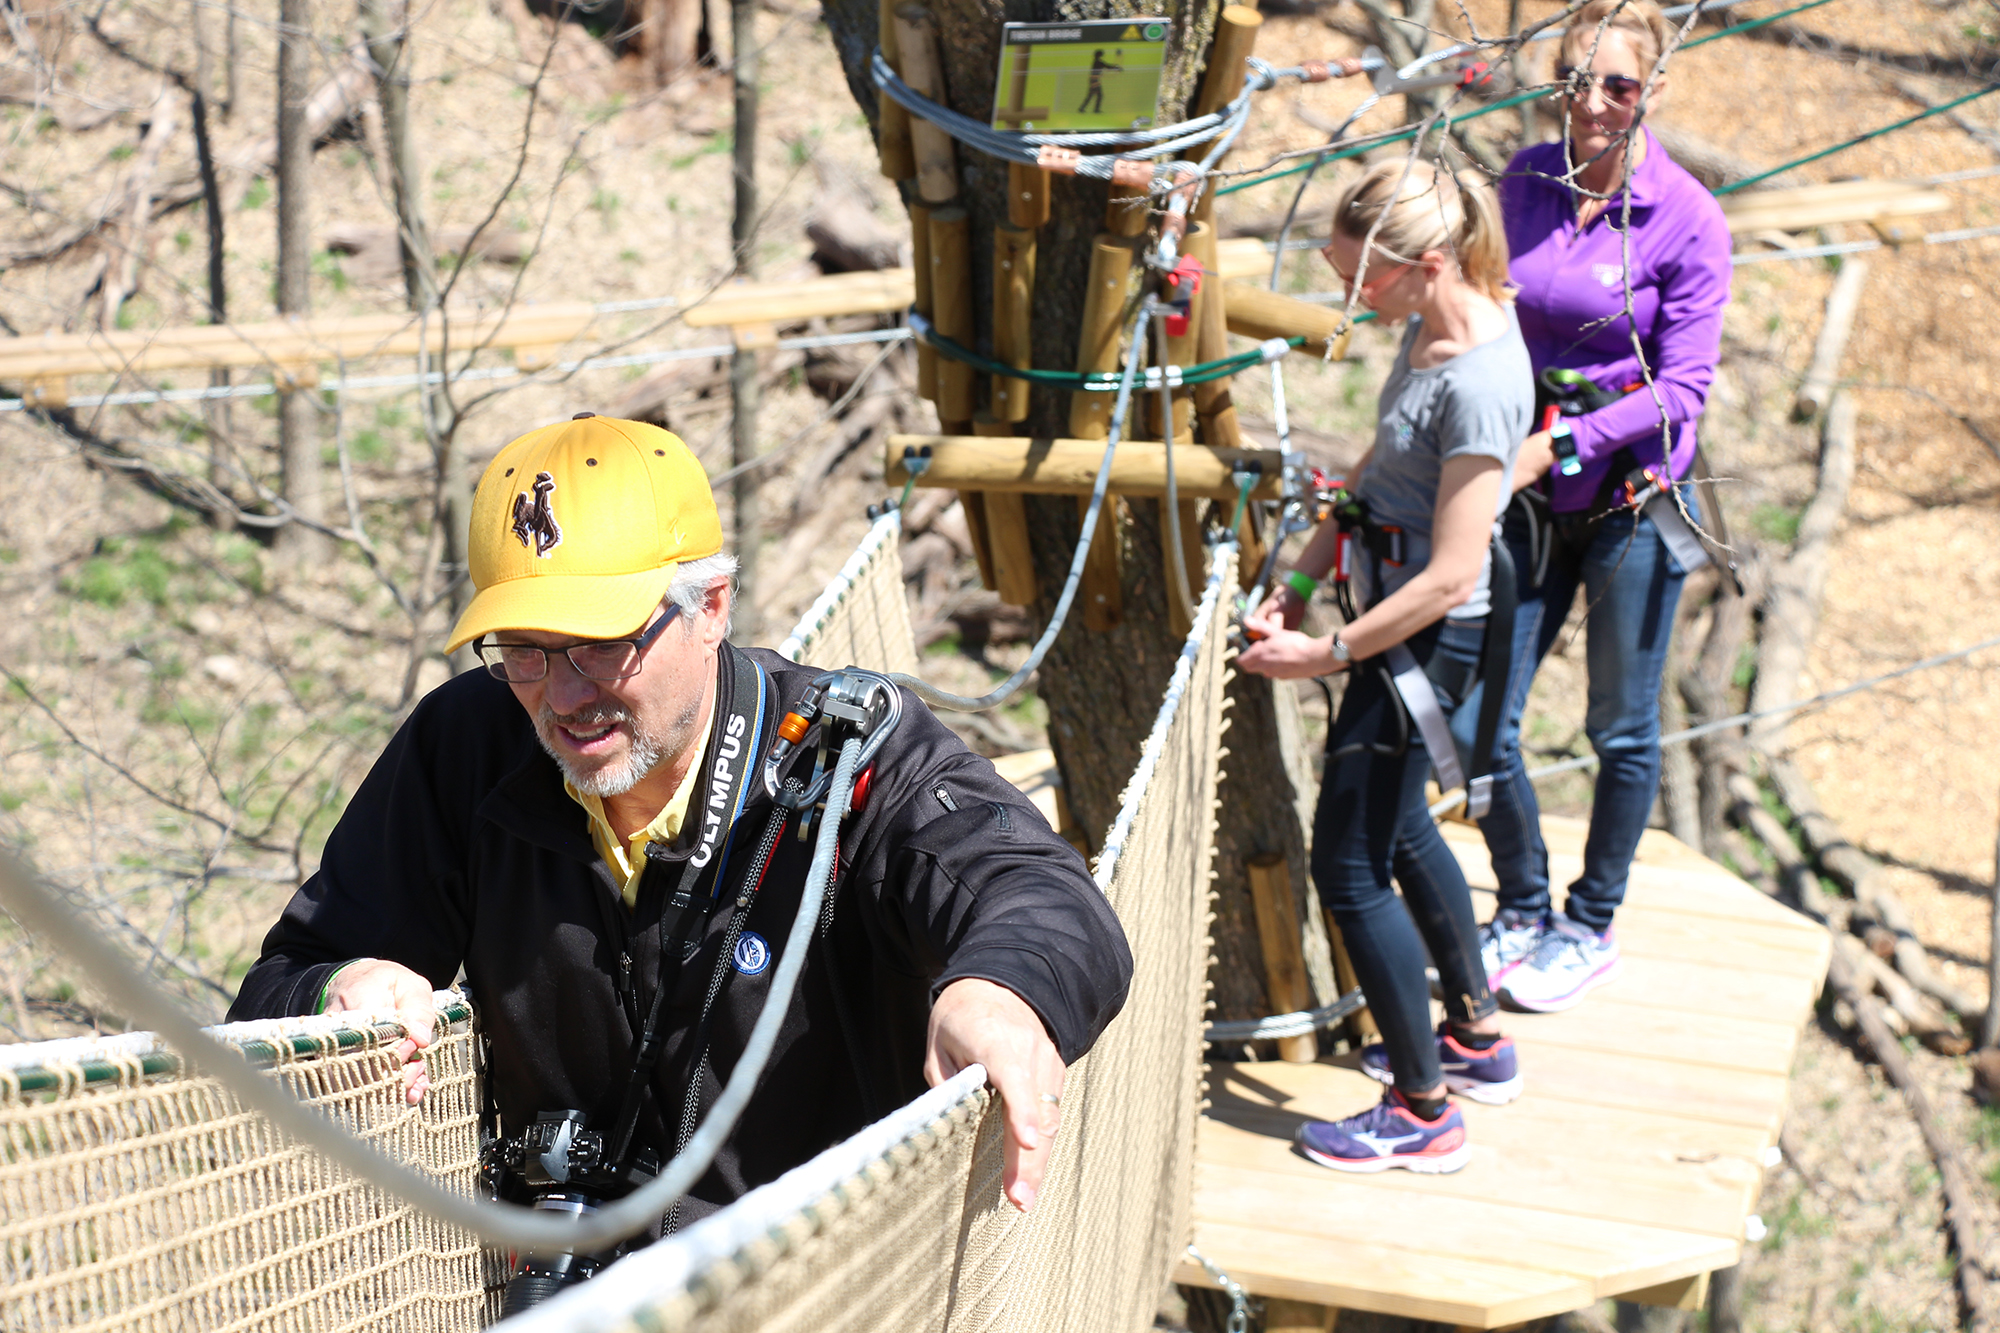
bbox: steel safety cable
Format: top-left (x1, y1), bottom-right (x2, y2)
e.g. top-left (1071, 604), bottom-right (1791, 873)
top-left (0, 735), bottom-right (869, 1255)
top-left (1217, 0), bottom-right (1847, 197)
top-left (888, 303), bottom-right (1156, 713)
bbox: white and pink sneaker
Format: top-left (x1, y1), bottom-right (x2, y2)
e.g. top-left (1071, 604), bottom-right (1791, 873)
top-left (1499, 914), bottom-right (1620, 1012)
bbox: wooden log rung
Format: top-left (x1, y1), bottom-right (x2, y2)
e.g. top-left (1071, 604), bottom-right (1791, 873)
top-left (886, 434), bottom-right (1284, 501)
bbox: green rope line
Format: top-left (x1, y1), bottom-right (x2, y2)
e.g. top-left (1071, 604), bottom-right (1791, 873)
top-left (919, 325), bottom-right (1306, 389)
top-left (1217, 0), bottom-right (1843, 198)
top-left (6, 998), bottom-right (475, 1096)
top-left (1714, 83), bottom-right (2000, 195)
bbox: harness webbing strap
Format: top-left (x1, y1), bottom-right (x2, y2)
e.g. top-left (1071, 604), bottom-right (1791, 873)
top-left (1639, 487), bottom-right (1711, 573)
top-left (1386, 643), bottom-right (1466, 795)
top-left (1464, 541), bottom-right (1517, 819)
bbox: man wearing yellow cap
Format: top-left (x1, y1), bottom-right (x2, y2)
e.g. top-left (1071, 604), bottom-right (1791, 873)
top-left (231, 415), bottom-right (1131, 1239)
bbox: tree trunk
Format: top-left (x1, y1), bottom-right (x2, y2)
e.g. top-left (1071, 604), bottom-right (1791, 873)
top-left (189, 0), bottom-right (234, 527)
top-left (275, 0), bottom-right (327, 562)
top-left (358, 0), bottom-right (437, 315)
top-left (730, 0), bottom-right (762, 643)
top-left (820, 0), bottom-right (1329, 1026)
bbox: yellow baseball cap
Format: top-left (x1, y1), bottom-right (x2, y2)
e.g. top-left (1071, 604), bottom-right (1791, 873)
top-left (445, 415), bottom-right (722, 654)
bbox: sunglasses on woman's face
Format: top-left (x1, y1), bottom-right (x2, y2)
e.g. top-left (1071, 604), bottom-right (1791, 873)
top-left (1556, 65), bottom-right (1645, 105)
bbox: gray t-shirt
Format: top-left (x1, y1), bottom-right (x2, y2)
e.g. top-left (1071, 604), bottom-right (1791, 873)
top-left (1354, 305), bottom-right (1533, 620)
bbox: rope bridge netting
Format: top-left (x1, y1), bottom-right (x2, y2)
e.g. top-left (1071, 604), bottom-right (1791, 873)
top-left (0, 993), bottom-right (502, 1331)
top-left (0, 519), bottom-right (1239, 1333)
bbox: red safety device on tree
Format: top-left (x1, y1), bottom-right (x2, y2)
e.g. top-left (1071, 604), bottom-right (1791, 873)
top-left (1162, 256), bottom-right (1204, 338)
top-left (1458, 61), bottom-right (1492, 88)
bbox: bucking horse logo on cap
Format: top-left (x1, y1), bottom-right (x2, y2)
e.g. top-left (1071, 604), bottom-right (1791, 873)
top-left (511, 471), bottom-right (562, 557)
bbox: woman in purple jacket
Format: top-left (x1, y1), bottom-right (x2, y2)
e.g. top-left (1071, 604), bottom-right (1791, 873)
top-left (1477, 0), bottom-right (1732, 1012)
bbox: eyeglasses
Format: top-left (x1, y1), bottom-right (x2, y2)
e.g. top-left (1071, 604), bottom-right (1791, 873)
top-left (1320, 246), bottom-right (1413, 301)
top-left (475, 604), bottom-right (682, 683)
top-left (1556, 65), bottom-right (1645, 106)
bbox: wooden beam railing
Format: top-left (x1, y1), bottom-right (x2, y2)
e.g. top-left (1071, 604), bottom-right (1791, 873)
top-left (886, 434), bottom-right (1286, 501)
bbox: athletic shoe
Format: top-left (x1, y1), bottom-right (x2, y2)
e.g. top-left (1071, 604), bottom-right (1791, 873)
top-left (1499, 913), bottom-right (1622, 1013)
top-left (1479, 907), bottom-right (1547, 986)
top-left (1359, 1023), bottom-right (1523, 1105)
top-left (1296, 1089), bottom-right (1470, 1174)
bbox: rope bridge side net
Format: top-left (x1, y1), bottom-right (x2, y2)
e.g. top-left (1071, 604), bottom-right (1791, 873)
top-left (499, 545), bottom-right (1239, 1333)
top-left (0, 993), bottom-right (499, 1332)
top-left (777, 510), bottom-right (921, 677)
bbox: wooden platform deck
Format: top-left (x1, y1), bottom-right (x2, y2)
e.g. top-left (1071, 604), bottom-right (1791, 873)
top-left (1174, 817), bottom-right (1832, 1328)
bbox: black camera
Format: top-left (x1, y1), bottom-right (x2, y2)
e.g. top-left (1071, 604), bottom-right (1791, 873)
top-left (481, 1110), bottom-right (659, 1316)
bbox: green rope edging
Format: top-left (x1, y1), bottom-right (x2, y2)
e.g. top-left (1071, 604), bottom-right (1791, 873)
top-left (1714, 83), bottom-right (2000, 195)
top-left (1217, 0), bottom-right (1844, 198)
top-left (919, 325), bottom-right (1305, 389)
top-left (6, 998), bottom-right (475, 1096)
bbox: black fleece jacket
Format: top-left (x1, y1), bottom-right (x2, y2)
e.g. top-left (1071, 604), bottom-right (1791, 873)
top-left (229, 644), bottom-right (1131, 1223)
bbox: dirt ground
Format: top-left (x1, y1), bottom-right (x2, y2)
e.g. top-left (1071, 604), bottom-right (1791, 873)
top-left (2, 0), bottom-right (1999, 1327)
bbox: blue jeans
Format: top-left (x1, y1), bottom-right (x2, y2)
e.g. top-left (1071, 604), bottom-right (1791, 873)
top-left (1476, 493), bottom-right (1693, 933)
top-left (1313, 619), bottom-right (1497, 1094)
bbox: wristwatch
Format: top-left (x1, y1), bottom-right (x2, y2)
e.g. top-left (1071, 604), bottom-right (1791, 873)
top-left (1549, 420), bottom-right (1582, 478)
top-left (1331, 633), bottom-right (1353, 664)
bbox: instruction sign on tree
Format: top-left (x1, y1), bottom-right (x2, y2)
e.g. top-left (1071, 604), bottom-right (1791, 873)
top-left (990, 19), bottom-right (1169, 133)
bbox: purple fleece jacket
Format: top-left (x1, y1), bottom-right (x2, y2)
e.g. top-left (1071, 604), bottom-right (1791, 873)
top-left (1499, 130), bottom-right (1733, 513)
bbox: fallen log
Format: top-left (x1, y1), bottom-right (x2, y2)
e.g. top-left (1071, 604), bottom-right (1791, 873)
top-left (1823, 946), bottom-right (1997, 1333)
top-left (1793, 262), bottom-right (1870, 421)
top-left (1768, 758), bottom-right (1985, 1023)
top-left (1750, 390), bottom-right (1856, 752)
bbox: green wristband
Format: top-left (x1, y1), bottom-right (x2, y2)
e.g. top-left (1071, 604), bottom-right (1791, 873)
top-left (1284, 570), bottom-right (1320, 598)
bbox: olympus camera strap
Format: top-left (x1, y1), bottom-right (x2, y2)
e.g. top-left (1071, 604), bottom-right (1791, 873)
top-left (603, 648), bottom-right (770, 1180)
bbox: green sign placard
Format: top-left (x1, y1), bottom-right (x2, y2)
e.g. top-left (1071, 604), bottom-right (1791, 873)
top-left (990, 18), bottom-right (1169, 133)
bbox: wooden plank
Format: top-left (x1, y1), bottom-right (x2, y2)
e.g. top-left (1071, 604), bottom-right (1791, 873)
top-left (1189, 223), bottom-right (1244, 449)
top-left (886, 435), bottom-right (1286, 501)
top-left (1191, 1159), bottom-right (1737, 1296)
top-left (1617, 1272), bottom-right (1709, 1309)
top-left (1203, 1068), bottom-right (1762, 1237)
top-left (0, 304), bottom-right (596, 380)
top-left (1505, 1037), bottom-right (1792, 1135)
top-left (1264, 1298), bottom-right (1335, 1333)
top-left (1247, 854), bottom-right (1317, 1062)
top-left (1223, 283), bottom-right (1350, 358)
top-left (991, 225), bottom-right (1034, 423)
top-left (892, 4), bottom-right (956, 204)
top-left (1542, 949), bottom-right (1821, 1028)
top-left (1176, 1222), bottom-right (1595, 1328)
top-left (1492, 994), bottom-right (1804, 1075)
top-left (1007, 160), bottom-right (1049, 230)
top-left (1078, 495), bottom-right (1124, 631)
top-left (683, 268), bottom-right (915, 329)
top-left (1214, 235), bottom-right (1272, 282)
top-left (980, 488), bottom-right (1038, 608)
top-left (1719, 179), bottom-right (1949, 234)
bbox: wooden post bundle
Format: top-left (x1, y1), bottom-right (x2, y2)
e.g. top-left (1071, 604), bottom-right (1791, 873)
top-left (972, 419), bottom-right (1038, 606)
top-left (1106, 183), bottom-right (1150, 239)
top-left (909, 201), bottom-right (936, 401)
top-left (1068, 236), bottom-right (1137, 631)
top-left (991, 225), bottom-right (1034, 423)
top-left (1188, 4), bottom-right (1262, 228)
top-left (891, 5), bottom-right (955, 205)
top-left (875, 0), bottom-right (915, 180)
top-left (1247, 853), bottom-right (1318, 1063)
top-left (1008, 160), bottom-right (1049, 229)
top-left (929, 206), bottom-right (974, 426)
top-left (1070, 237), bottom-right (1136, 439)
top-left (1186, 221), bottom-right (1243, 448)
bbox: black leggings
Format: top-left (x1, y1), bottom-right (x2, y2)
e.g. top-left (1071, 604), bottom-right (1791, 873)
top-left (1311, 619), bottom-right (1498, 1093)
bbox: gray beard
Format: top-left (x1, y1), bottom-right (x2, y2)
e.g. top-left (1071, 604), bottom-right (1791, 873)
top-left (535, 686), bottom-right (708, 799)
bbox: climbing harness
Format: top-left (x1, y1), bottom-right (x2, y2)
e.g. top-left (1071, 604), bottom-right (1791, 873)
top-left (1313, 481), bottom-right (1518, 820)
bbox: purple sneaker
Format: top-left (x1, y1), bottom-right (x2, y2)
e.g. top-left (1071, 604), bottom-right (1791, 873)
top-left (1359, 1023), bottom-right (1523, 1105)
top-left (1500, 913), bottom-right (1621, 1013)
top-left (1295, 1089), bottom-right (1470, 1174)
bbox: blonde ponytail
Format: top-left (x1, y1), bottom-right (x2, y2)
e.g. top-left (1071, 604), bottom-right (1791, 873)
top-left (1559, 0), bottom-right (1673, 74)
top-left (1331, 159), bottom-right (1512, 302)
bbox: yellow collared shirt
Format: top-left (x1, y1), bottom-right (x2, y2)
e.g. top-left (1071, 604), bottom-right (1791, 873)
top-left (566, 700), bottom-right (716, 910)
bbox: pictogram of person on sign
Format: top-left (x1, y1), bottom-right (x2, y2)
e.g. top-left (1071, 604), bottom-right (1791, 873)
top-left (1077, 48), bottom-right (1123, 113)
